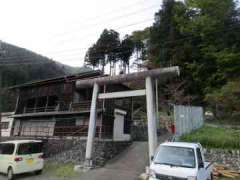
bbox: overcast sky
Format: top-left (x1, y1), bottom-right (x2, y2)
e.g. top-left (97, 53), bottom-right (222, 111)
top-left (0, 0), bottom-right (162, 67)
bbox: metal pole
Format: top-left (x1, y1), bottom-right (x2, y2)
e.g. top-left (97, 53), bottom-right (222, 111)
top-left (85, 83), bottom-right (99, 167)
top-left (145, 77), bottom-right (157, 163)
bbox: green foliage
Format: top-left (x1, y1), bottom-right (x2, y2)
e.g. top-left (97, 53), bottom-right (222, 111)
top-left (85, 29), bottom-right (135, 74)
top-left (181, 125), bottom-right (240, 149)
top-left (44, 162), bottom-right (79, 178)
top-left (205, 80), bottom-right (240, 120)
top-left (119, 35), bottom-right (134, 73)
top-left (85, 29), bottom-right (121, 73)
top-left (147, 0), bottom-right (240, 104)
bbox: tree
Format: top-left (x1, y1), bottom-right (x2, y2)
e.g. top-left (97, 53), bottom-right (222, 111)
top-left (147, 0), bottom-right (240, 104)
top-left (96, 29), bottom-right (121, 74)
top-left (205, 80), bottom-right (240, 120)
top-left (131, 28), bottom-right (149, 71)
top-left (119, 35), bottom-right (134, 73)
top-left (84, 44), bottom-right (102, 69)
top-left (149, 0), bottom-right (187, 67)
top-left (85, 29), bottom-right (121, 74)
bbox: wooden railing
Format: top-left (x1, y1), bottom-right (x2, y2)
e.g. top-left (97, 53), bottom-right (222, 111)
top-left (23, 100), bottom-right (103, 114)
top-left (24, 106), bottom-right (57, 113)
top-left (13, 125), bottom-right (112, 138)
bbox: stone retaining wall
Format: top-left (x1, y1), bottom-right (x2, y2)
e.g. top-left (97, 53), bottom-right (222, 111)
top-left (48, 140), bottom-right (131, 167)
top-left (0, 137), bottom-right (131, 167)
top-left (204, 148), bottom-right (240, 170)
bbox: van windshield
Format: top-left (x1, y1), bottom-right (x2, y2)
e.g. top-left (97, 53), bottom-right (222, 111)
top-left (17, 142), bottom-right (43, 155)
top-left (154, 146), bottom-right (196, 168)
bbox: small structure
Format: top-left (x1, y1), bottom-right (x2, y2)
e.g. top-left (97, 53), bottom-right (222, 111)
top-left (174, 105), bottom-right (204, 136)
top-left (0, 112), bottom-right (14, 137)
top-left (10, 70), bottom-right (132, 140)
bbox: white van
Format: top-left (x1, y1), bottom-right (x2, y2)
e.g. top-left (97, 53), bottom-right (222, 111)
top-left (0, 140), bottom-right (44, 180)
top-left (149, 142), bottom-right (213, 180)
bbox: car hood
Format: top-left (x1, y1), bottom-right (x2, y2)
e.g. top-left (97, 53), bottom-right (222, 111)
top-left (150, 163), bottom-right (197, 178)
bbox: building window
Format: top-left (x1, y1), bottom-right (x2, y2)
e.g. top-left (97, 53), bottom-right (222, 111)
top-left (0, 122), bottom-right (9, 129)
top-left (48, 96), bottom-right (58, 106)
top-left (37, 96), bottom-right (47, 108)
top-left (27, 98), bottom-right (36, 108)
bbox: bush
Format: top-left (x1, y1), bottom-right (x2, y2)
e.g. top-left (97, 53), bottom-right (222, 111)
top-left (180, 125), bottom-right (240, 149)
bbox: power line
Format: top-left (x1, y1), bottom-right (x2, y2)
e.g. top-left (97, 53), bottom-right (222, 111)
top-left (55, 4), bottom-right (160, 37)
top-left (0, 18), bottom-right (154, 61)
top-left (1, 21), bottom-right (240, 65)
top-left (55, 18), bottom-right (154, 45)
top-left (53, 0), bottom-right (160, 36)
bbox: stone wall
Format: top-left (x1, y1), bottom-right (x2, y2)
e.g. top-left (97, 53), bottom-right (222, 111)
top-left (48, 140), bottom-right (131, 167)
top-left (131, 125), bottom-right (168, 141)
top-left (204, 148), bottom-right (240, 170)
top-left (131, 125), bottom-right (148, 141)
top-left (0, 137), bottom-right (131, 167)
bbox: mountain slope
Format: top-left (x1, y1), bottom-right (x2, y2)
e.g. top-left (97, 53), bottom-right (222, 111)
top-left (0, 41), bottom-right (90, 111)
top-left (0, 42), bottom-right (87, 87)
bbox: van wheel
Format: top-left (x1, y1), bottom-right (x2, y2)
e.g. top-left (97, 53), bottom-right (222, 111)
top-left (7, 167), bottom-right (14, 180)
top-left (35, 170), bottom-right (42, 175)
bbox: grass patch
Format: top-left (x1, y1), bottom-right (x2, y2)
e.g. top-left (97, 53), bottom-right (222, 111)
top-left (180, 125), bottom-right (240, 149)
top-left (44, 162), bottom-right (79, 177)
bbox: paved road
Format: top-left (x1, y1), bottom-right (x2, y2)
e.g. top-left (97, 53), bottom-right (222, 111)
top-left (0, 135), bottom-right (169, 180)
top-left (80, 141), bottom-right (149, 180)
top-left (80, 134), bottom-right (170, 180)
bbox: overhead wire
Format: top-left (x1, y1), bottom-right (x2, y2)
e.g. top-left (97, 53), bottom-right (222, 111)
top-left (53, 0), bottom-right (160, 36)
top-left (1, 22), bottom-right (240, 63)
top-left (55, 4), bottom-right (160, 37)
top-left (1, 13), bottom-right (240, 67)
top-left (0, 18), bottom-right (155, 62)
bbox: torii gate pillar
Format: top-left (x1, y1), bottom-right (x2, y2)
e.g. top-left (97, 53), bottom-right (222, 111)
top-left (85, 83), bottom-right (99, 167)
top-left (145, 76), bottom-right (158, 162)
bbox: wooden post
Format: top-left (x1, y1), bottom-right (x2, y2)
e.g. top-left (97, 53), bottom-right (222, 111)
top-left (85, 83), bottom-right (99, 167)
top-left (145, 77), bottom-right (157, 163)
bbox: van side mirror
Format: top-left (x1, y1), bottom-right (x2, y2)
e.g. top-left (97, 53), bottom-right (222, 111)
top-left (151, 156), bottom-right (154, 161)
top-left (198, 162), bottom-right (204, 169)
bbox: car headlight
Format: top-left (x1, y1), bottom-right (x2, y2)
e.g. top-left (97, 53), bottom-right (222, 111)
top-left (188, 176), bottom-right (197, 180)
top-left (149, 169), bottom-right (156, 178)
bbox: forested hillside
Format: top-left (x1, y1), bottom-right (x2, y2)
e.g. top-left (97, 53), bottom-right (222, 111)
top-left (0, 42), bottom-right (88, 111)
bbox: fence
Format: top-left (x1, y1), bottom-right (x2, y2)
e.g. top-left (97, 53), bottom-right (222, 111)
top-left (174, 105), bottom-right (204, 136)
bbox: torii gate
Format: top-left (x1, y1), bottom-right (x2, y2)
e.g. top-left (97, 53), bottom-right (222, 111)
top-left (76, 66), bottom-right (180, 167)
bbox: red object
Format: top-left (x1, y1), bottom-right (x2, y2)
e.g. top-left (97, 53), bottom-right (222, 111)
top-left (171, 124), bottom-right (176, 134)
top-left (14, 157), bottom-right (23, 162)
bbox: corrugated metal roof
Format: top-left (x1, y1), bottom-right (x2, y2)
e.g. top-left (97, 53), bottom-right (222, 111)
top-left (9, 70), bottom-right (103, 89)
